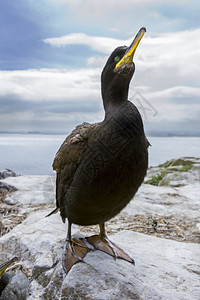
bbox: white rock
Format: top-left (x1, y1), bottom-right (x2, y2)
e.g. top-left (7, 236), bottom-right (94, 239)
top-left (2, 173), bottom-right (200, 221)
top-left (196, 223), bottom-right (200, 233)
top-left (124, 183), bottom-right (200, 220)
top-left (0, 169), bottom-right (18, 179)
top-left (0, 160), bottom-right (200, 299)
top-left (2, 175), bottom-right (56, 205)
top-left (0, 211), bottom-right (199, 300)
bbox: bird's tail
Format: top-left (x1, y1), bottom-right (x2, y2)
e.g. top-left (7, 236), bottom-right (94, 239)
top-left (45, 208), bottom-right (59, 218)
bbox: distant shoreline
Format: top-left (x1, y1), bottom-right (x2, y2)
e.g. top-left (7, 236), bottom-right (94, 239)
top-left (1, 135), bottom-right (200, 175)
top-left (0, 131), bottom-right (200, 137)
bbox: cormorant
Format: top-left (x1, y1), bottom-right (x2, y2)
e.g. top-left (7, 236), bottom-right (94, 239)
top-left (50, 27), bottom-right (149, 273)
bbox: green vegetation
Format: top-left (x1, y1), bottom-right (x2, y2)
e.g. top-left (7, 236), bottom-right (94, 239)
top-left (144, 173), bottom-right (164, 186)
top-left (178, 164), bottom-right (192, 172)
top-left (158, 161), bottom-right (172, 168)
top-left (145, 158), bottom-right (193, 186)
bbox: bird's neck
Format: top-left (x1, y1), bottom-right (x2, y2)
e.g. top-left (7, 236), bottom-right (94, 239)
top-left (102, 84), bottom-right (129, 115)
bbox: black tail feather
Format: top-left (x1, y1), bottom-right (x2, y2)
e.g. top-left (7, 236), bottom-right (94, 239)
top-left (45, 208), bottom-right (59, 218)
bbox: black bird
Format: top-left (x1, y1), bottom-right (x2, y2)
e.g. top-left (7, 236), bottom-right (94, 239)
top-left (50, 27), bottom-right (149, 273)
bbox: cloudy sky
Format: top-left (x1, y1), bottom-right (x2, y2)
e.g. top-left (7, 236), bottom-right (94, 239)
top-left (0, 0), bottom-right (200, 134)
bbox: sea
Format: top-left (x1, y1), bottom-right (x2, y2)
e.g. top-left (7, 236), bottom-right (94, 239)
top-left (0, 134), bottom-right (200, 175)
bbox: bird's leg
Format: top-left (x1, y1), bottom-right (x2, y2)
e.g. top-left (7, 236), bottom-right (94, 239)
top-left (86, 223), bottom-right (135, 265)
top-left (62, 220), bottom-right (93, 274)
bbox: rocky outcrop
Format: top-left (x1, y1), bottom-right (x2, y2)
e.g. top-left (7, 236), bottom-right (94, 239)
top-left (0, 212), bottom-right (199, 300)
top-left (0, 158), bottom-right (199, 299)
top-left (0, 169), bottom-right (18, 180)
top-left (0, 169), bottom-right (18, 204)
top-left (145, 157), bottom-right (200, 187)
top-left (0, 182), bottom-right (17, 197)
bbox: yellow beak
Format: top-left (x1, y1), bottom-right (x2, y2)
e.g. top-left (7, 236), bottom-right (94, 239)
top-left (114, 27), bottom-right (146, 72)
top-left (0, 257), bottom-right (18, 278)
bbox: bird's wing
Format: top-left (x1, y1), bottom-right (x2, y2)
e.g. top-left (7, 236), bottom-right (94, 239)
top-left (52, 122), bottom-right (99, 213)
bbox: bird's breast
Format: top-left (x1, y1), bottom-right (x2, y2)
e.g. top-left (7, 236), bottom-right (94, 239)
top-left (65, 115), bottom-right (148, 225)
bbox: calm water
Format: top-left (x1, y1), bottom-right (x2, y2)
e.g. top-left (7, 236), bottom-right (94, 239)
top-left (0, 134), bottom-right (199, 175)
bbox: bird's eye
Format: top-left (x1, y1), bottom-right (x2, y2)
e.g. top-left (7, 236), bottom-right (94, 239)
top-left (114, 56), bottom-right (120, 63)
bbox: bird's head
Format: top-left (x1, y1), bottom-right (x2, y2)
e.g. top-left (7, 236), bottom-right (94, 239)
top-left (101, 27), bottom-right (146, 111)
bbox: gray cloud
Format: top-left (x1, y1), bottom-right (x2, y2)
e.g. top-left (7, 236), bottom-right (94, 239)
top-left (0, 98), bottom-right (101, 114)
top-left (1, 28), bottom-right (200, 134)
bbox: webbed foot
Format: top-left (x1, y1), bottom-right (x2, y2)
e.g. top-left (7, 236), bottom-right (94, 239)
top-left (62, 237), bottom-right (93, 274)
top-left (86, 234), bottom-right (135, 264)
